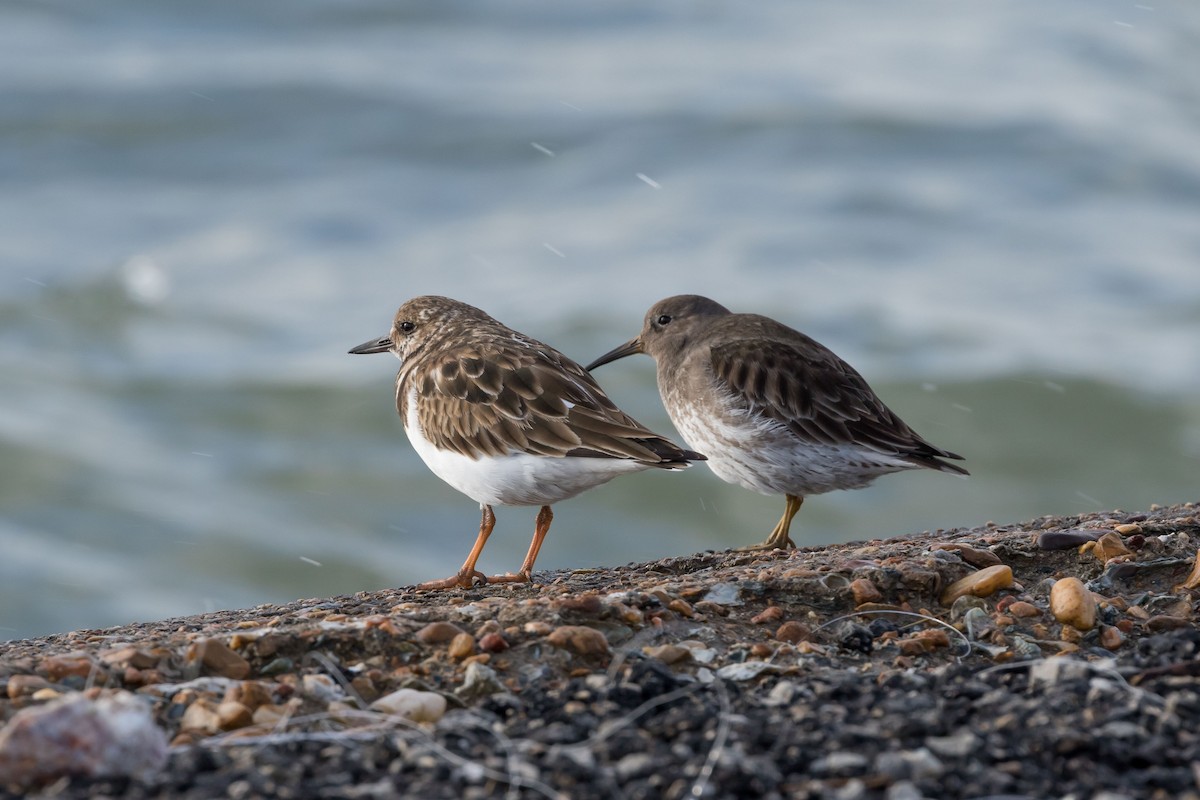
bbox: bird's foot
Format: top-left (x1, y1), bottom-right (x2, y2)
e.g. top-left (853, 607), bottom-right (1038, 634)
top-left (734, 536), bottom-right (796, 552)
top-left (416, 569), bottom-right (488, 591)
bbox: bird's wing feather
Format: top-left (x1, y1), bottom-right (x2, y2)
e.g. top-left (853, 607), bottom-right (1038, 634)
top-left (709, 337), bottom-right (965, 471)
top-left (408, 342), bottom-right (697, 465)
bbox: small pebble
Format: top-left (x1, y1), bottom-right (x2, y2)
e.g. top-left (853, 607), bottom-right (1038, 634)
top-left (415, 622), bottom-right (465, 644)
top-left (931, 543), bottom-right (1002, 568)
top-left (701, 582), bottom-right (744, 606)
top-left (478, 632), bottom-right (508, 653)
top-left (456, 662), bottom-right (506, 700)
top-left (216, 701), bottom-right (252, 731)
top-left (251, 703), bottom-right (289, 727)
top-left (749, 643), bottom-right (776, 658)
top-left (447, 633), bottom-right (476, 660)
top-left (1092, 532), bottom-right (1133, 563)
top-left (546, 625), bottom-right (609, 656)
top-left (224, 681), bottom-right (273, 711)
top-left (556, 594), bottom-right (603, 614)
top-left (1049, 577), bottom-right (1097, 630)
top-left (1145, 615), bottom-right (1190, 631)
top-left (644, 644), bottom-right (692, 665)
top-left (186, 639), bottom-right (250, 680)
top-left (1099, 625), bottom-right (1124, 651)
top-left (370, 689), bottom-right (446, 723)
top-left (301, 674), bottom-right (341, 703)
top-left (1037, 530), bottom-right (1101, 550)
top-left (774, 621), bottom-right (811, 644)
top-left (667, 598), bottom-right (695, 618)
top-left (523, 621), bottom-right (552, 636)
top-left (1007, 601), bottom-right (1041, 619)
top-left (1178, 550), bottom-right (1200, 591)
top-left (179, 700), bottom-right (221, 735)
top-left (7, 675), bottom-right (53, 699)
top-left (751, 606), bottom-right (784, 625)
top-left (940, 565), bottom-right (1014, 606)
top-left (98, 647), bottom-right (159, 670)
top-left (849, 578), bottom-right (883, 605)
top-left (42, 655), bottom-right (99, 682)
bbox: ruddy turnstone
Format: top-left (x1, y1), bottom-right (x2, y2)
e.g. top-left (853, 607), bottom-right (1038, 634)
top-left (350, 295), bottom-right (703, 589)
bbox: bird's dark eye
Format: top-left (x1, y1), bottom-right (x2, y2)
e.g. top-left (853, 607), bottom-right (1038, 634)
top-left (656, 314), bottom-right (672, 326)
top-left (397, 320), bottom-right (416, 334)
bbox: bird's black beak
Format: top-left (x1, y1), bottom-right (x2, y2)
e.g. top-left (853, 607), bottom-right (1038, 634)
top-left (586, 337), bottom-right (644, 371)
top-left (348, 335), bottom-right (394, 355)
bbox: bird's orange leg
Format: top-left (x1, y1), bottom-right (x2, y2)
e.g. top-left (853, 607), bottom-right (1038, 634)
top-left (416, 505), bottom-right (495, 590)
top-left (487, 505), bottom-right (553, 585)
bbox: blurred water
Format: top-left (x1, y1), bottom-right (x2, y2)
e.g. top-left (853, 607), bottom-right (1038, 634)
top-left (2, 1), bottom-right (1198, 640)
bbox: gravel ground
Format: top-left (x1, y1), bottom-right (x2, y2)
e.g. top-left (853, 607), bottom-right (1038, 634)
top-left (2, 501), bottom-right (1199, 799)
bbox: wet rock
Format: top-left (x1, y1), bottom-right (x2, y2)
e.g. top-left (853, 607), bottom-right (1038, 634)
top-left (1038, 529), bottom-right (1101, 550)
top-left (546, 625), bottom-right (609, 656)
top-left (1050, 577), bottom-right (1097, 630)
top-left (369, 688), bottom-right (446, 723)
top-left (940, 564), bottom-right (1014, 605)
top-left (0, 691), bottom-right (167, 789)
top-left (186, 638), bottom-right (251, 680)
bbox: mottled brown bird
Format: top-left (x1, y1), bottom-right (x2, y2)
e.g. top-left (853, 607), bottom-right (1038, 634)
top-left (351, 295), bottom-right (703, 589)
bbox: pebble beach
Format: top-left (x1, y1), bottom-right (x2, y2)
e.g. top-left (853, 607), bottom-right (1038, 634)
top-left (3, 501), bottom-right (1200, 798)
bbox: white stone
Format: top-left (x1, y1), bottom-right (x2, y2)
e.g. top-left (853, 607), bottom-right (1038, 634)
top-left (369, 688), bottom-right (447, 723)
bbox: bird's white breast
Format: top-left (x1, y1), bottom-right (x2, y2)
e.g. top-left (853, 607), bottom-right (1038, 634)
top-left (404, 387), bottom-right (650, 507)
